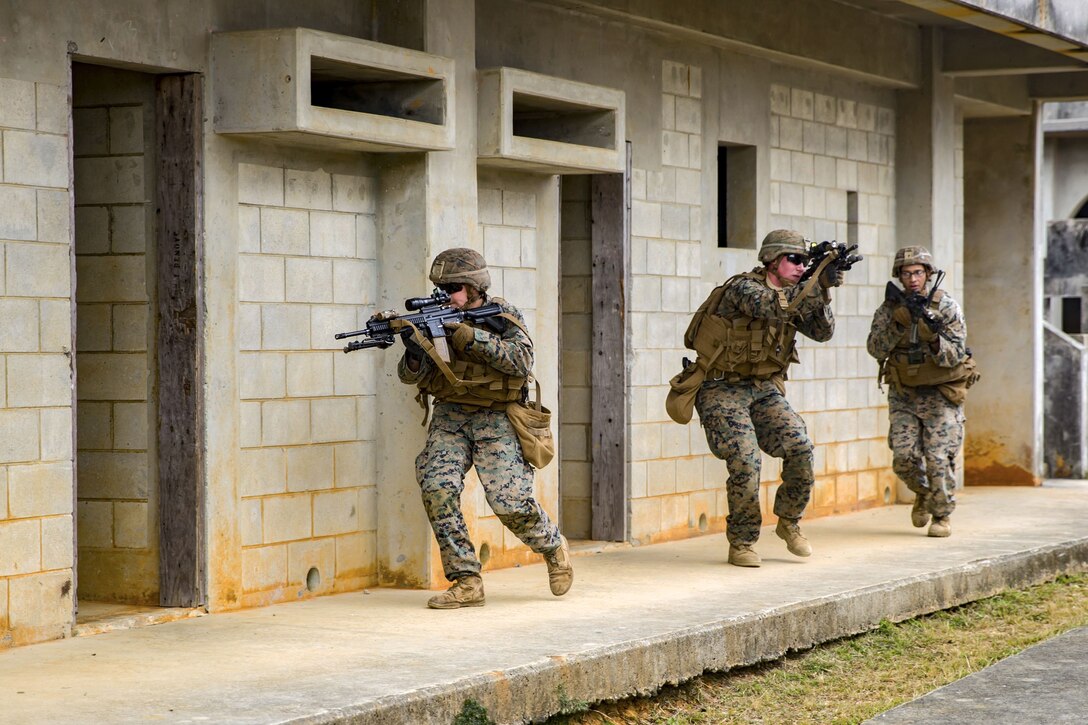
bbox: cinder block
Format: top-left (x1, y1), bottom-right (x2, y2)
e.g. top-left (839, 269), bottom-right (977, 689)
top-left (110, 205), bottom-right (148, 254)
top-left (73, 107), bottom-right (108, 155)
top-left (260, 208), bottom-right (309, 255)
top-left (661, 93), bottom-right (676, 131)
top-left (311, 488), bottom-right (358, 537)
top-left (261, 399), bottom-right (311, 446)
top-left (238, 205), bottom-right (261, 254)
top-left (334, 441), bottom-right (373, 489)
top-left (310, 397), bottom-right (357, 443)
top-left (646, 169), bottom-right (676, 203)
top-left (238, 163), bottom-right (284, 207)
top-left (790, 89), bottom-right (814, 121)
top-left (240, 498), bottom-right (262, 546)
top-left (0, 409), bottom-right (39, 464)
top-left (0, 78), bottom-right (36, 128)
top-left (662, 60), bottom-right (688, 96)
top-left (262, 493), bottom-right (312, 543)
top-left (112, 402), bottom-right (147, 451)
top-left (75, 256), bottom-right (145, 303)
top-left (559, 423), bottom-right (588, 462)
top-left (356, 213), bottom-right (377, 260)
top-left (286, 445), bottom-right (335, 493)
top-left (310, 211), bottom-right (356, 258)
top-left (484, 225), bottom-right (521, 268)
top-left (77, 451), bottom-right (148, 499)
top-left (239, 448), bottom-right (286, 497)
top-left (0, 187), bottom-right (37, 240)
top-left (35, 83), bottom-right (67, 135)
top-left (355, 395), bottom-right (378, 444)
top-left (40, 408), bottom-right (72, 462)
top-left (286, 352), bottom-right (334, 397)
top-left (630, 496), bottom-right (662, 541)
top-left (240, 401), bottom-right (262, 448)
top-left (75, 303), bottom-right (111, 352)
top-left (0, 519), bottom-right (41, 576)
top-left (335, 530), bottom-right (375, 578)
top-left (631, 200), bottom-right (661, 238)
top-left (358, 486), bottom-right (378, 531)
top-left (286, 258), bottom-right (333, 303)
top-left (311, 305), bottom-right (359, 352)
top-left (779, 117), bottom-right (803, 152)
top-left (334, 344), bottom-right (376, 396)
top-left (661, 131), bottom-right (689, 168)
top-left (40, 514), bottom-right (73, 570)
top-left (75, 206), bottom-right (110, 254)
top-left (112, 304), bottom-right (148, 352)
top-left (770, 149), bottom-right (791, 182)
top-left (502, 268), bottom-right (536, 309)
top-left (108, 106), bottom-right (144, 154)
top-left (478, 188), bottom-right (503, 225)
top-left (285, 168), bottom-right (332, 210)
top-left (331, 174), bottom-right (376, 214)
top-left (661, 204), bottom-right (690, 241)
top-left (502, 191), bottom-right (536, 228)
top-left (770, 84), bottom-right (791, 116)
top-left (0, 298), bottom-right (40, 352)
top-left (804, 187), bottom-right (826, 218)
top-left (260, 304), bottom-right (311, 351)
top-left (113, 501), bottom-right (148, 549)
top-left (238, 255), bottom-right (284, 303)
top-left (287, 538), bottom-right (336, 588)
top-left (36, 189), bottom-right (71, 244)
top-left (332, 259), bottom-right (377, 305)
top-left (238, 303), bottom-right (262, 352)
top-left (8, 570), bottom-right (72, 641)
top-left (77, 402), bottom-right (112, 450)
top-left (847, 130), bottom-right (869, 162)
top-left (239, 352), bottom-right (285, 400)
top-left (9, 462), bottom-right (73, 518)
top-left (242, 545), bottom-right (287, 592)
top-left (674, 97), bottom-right (701, 134)
top-left (76, 352), bottom-right (147, 401)
top-left (675, 169), bottom-right (701, 206)
top-left (73, 157), bottom-right (145, 205)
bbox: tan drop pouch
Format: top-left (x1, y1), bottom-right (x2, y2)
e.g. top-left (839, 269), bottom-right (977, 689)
top-left (507, 379), bottom-right (555, 469)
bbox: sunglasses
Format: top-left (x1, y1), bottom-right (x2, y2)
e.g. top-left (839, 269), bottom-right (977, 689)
top-left (437, 283), bottom-right (464, 294)
top-left (784, 253), bottom-right (809, 266)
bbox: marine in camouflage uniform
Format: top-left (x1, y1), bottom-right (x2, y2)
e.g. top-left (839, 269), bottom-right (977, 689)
top-left (866, 246), bottom-right (972, 538)
top-left (398, 248), bottom-right (571, 608)
top-left (688, 230), bottom-right (841, 567)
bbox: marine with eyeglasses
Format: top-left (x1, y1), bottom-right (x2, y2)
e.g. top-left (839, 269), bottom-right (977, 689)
top-left (684, 229), bottom-right (842, 567)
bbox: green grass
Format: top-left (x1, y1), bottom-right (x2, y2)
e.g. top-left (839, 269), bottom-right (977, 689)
top-left (552, 574), bottom-right (1088, 725)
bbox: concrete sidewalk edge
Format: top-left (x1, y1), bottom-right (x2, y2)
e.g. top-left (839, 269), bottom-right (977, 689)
top-left (290, 538), bottom-right (1088, 724)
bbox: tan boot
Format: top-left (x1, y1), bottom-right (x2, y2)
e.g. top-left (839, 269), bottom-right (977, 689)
top-left (928, 516), bottom-right (951, 538)
top-left (728, 544), bottom-right (761, 567)
top-left (544, 536), bottom-right (573, 596)
top-left (775, 519), bottom-right (812, 557)
top-left (911, 493), bottom-right (931, 528)
top-left (427, 575), bottom-right (485, 609)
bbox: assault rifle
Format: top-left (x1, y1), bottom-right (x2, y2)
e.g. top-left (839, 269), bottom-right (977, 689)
top-left (884, 269), bottom-right (946, 333)
top-left (334, 289), bottom-right (502, 361)
top-left (797, 240), bottom-right (864, 283)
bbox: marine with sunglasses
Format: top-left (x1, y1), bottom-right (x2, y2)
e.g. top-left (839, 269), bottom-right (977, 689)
top-left (682, 229), bottom-right (842, 567)
top-left (397, 247), bottom-right (573, 608)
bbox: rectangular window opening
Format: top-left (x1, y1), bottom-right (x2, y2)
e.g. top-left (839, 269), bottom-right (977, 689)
top-left (511, 92), bottom-right (616, 150)
top-left (1061, 296), bottom-right (1083, 335)
top-left (309, 56), bottom-right (445, 125)
top-left (717, 143), bottom-right (756, 248)
top-left (847, 191), bottom-right (859, 246)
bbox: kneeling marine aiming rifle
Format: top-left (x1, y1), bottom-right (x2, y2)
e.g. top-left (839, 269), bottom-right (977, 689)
top-left (334, 289), bottom-right (502, 362)
top-left (797, 240), bottom-right (864, 283)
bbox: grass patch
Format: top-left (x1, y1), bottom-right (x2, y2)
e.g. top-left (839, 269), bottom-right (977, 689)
top-left (553, 574), bottom-right (1088, 725)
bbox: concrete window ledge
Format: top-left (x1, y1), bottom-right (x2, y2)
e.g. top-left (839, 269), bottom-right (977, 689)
top-left (210, 28), bottom-right (454, 152)
top-left (477, 67), bottom-right (625, 174)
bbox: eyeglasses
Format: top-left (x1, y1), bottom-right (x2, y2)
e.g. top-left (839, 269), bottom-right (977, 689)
top-left (784, 254), bottom-right (809, 266)
top-left (437, 283), bottom-right (464, 294)
top-left (899, 270), bottom-right (927, 279)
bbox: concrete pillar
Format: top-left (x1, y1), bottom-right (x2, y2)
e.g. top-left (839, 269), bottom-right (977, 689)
top-left (373, 0), bottom-right (480, 587)
top-left (962, 112), bottom-right (1043, 485)
top-left (895, 28), bottom-right (957, 280)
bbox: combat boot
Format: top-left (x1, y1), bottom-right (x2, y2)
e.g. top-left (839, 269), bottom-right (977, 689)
top-left (928, 516), bottom-right (951, 538)
top-left (427, 574), bottom-right (485, 609)
top-left (911, 493), bottom-right (930, 528)
top-left (775, 519), bottom-right (812, 557)
top-left (728, 544), bottom-right (761, 567)
top-left (544, 536), bottom-right (573, 596)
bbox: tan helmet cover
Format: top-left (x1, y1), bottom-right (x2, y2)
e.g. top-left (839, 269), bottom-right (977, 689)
top-left (758, 229), bottom-right (810, 264)
top-left (892, 246), bottom-right (935, 277)
top-left (429, 247), bottom-right (491, 291)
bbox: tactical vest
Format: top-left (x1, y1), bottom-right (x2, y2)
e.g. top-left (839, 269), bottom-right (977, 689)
top-left (880, 290), bottom-right (978, 402)
top-left (684, 269), bottom-right (801, 384)
top-left (413, 301), bottom-right (528, 409)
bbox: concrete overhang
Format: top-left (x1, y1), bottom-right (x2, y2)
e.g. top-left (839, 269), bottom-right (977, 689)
top-left (477, 67), bottom-right (626, 174)
top-left (955, 75), bottom-right (1033, 115)
top-left (210, 28), bottom-right (455, 152)
top-left (1030, 70), bottom-right (1088, 100)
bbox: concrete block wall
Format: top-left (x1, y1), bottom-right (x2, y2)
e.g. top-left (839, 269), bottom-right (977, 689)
top-left (558, 175), bottom-right (593, 539)
top-left (767, 81), bottom-right (898, 516)
top-left (235, 161), bottom-right (380, 607)
top-left (0, 74), bottom-right (76, 647)
top-left (72, 71), bottom-right (159, 604)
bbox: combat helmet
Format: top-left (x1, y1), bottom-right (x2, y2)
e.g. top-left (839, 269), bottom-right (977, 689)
top-left (891, 246), bottom-right (935, 277)
top-left (758, 229), bottom-right (810, 264)
top-left (429, 247), bottom-right (491, 292)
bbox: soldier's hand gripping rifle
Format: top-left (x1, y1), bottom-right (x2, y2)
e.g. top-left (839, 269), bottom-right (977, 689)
top-left (884, 269), bottom-right (946, 334)
top-left (797, 240), bottom-right (864, 285)
top-left (334, 289), bottom-right (503, 362)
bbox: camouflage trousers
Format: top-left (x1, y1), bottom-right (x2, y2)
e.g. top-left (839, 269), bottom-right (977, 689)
top-left (416, 403), bottom-right (561, 581)
top-left (696, 380), bottom-right (815, 546)
top-left (888, 386), bottom-right (964, 518)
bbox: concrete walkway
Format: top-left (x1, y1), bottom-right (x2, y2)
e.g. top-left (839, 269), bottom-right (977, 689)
top-left (870, 625), bottom-right (1088, 723)
top-left (2, 483), bottom-right (1087, 725)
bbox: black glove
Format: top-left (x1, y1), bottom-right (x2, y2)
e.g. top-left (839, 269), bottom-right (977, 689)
top-left (400, 328), bottom-right (425, 361)
top-left (819, 266), bottom-right (845, 289)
